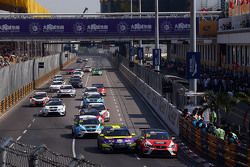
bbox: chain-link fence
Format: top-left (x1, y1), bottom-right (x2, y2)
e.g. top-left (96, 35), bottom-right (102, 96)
top-left (0, 138), bottom-right (101, 167)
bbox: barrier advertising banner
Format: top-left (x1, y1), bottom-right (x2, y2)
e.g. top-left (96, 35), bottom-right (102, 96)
top-left (0, 18), bottom-right (196, 38)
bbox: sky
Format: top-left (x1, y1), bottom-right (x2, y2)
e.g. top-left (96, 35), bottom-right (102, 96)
top-left (36, 0), bottom-right (100, 13)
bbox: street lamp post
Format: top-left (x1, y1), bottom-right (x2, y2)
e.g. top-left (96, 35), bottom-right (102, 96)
top-left (190, 0), bottom-right (197, 93)
top-left (130, 0), bottom-right (134, 62)
top-left (154, 0), bottom-right (160, 71)
top-left (139, 0), bottom-right (143, 65)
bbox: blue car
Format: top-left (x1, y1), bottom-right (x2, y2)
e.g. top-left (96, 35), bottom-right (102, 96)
top-left (72, 115), bottom-right (103, 138)
top-left (80, 92), bottom-right (104, 108)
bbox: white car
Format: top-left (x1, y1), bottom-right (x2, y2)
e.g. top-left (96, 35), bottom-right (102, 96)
top-left (87, 103), bottom-right (110, 122)
top-left (30, 92), bottom-right (50, 106)
top-left (40, 98), bottom-right (66, 116)
top-left (57, 85), bottom-right (76, 97)
top-left (72, 71), bottom-right (84, 78)
top-left (49, 81), bottom-right (65, 92)
top-left (53, 75), bottom-right (63, 80)
top-left (82, 87), bottom-right (98, 98)
top-left (83, 66), bottom-right (92, 72)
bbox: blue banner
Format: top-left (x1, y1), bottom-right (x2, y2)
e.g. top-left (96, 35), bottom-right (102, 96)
top-left (153, 49), bottom-right (161, 66)
top-left (0, 18), bottom-right (197, 38)
top-left (186, 52), bottom-right (201, 79)
top-left (137, 47), bottom-right (144, 60)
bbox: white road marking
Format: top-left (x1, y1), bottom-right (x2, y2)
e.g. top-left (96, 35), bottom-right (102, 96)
top-left (134, 154), bottom-right (141, 160)
top-left (120, 118), bottom-right (123, 122)
top-left (118, 113), bottom-right (121, 117)
top-left (72, 73), bottom-right (90, 158)
top-left (116, 109), bottom-right (120, 112)
top-left (113, 99), bottom-right (116, 102)
top-left (115, 105), bottom-right (119, 109)
top-left (10, 143), bottom-right (15, 148)
top-left (32, 119), bottom-right (35, 123)
top-left (72, 139), bottom-right (76, 158)
top-left (16, 136), bottom-right (22, 141)
top-left (28, 124), bottom-right (31, 128)
top-left (23, 130), bottom-right (27, 134)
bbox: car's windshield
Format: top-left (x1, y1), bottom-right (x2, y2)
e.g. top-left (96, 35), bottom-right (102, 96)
top-left (87, 94), bottom-right (101, 98)
top-left (84, 111), bottom-right (99, 116)
top-left (33, 93), bottom-right (47, 98)
top-left (52, 82), bottom-right (63, 85)
top-left (79, 119), bottom-right (99, 125)
top-left (86, 88), bottom-right (98, 92)
top-left (146, 132), bottom-right (170, 140)
top-left (89, 104), bottom-right (105, 110)
top-left (74, 72), bottom-right (81, 74)
top-left (92, 84), bottom-right (104, 88)
top-left (47, 101), bottom-right (63, 106)
top-left (70, 79), bottom-right (81, 82)
top-left (61, 86), bottom-right (72, 89)
top-left (104, 129), bottom-right (130, 136)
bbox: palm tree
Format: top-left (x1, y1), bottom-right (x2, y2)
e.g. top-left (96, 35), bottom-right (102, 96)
top-left (206, 91), bottom-right (239, 125)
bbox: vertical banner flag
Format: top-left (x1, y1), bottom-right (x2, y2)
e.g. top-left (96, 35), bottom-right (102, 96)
top-left (186, 52), bottom-right (201, 79)
top-left (153, 49), bottom-right (161, 66)
top-left (137, 47), bottom-right (144, 60)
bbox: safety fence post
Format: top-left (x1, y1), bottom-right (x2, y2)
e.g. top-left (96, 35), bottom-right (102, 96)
top-left (0, 138), bottom-right (13, 167)
top-left (28, 144), bottom-right (47, 167)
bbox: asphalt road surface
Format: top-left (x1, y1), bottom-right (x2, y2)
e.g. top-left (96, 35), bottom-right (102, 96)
top-left (0, 55), bottom-right (187, 167)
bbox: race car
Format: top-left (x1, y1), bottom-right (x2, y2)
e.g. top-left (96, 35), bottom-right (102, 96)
top-left (72, 115), bottom-right (103, 138)
top-left (30, 92), bottom-right (50, 106)
top-left (136, 129), bottom-right (178, 157)
top-left (92, 68), bottom-right (103, 76)
top-left (82, 87), bottom-right (99, 98)
top-left (76, 58), bottom-right (83, 63)
top-left (79, 108), bottom-right (105, 124)
top-left (72, 71), bottom-right (84, 78)
top-left (97, 124), bottom-right (136, 153)
top-left (87, 103), bottom-right (110, 122)
top-left (57, 85), bottom-right (76, 97)
top-left (69, 78), bottom-right (83, 88)
top-left (49, 81), bottom-right (65, 92)
top-left (80, 92), bottom-right (104, 108)
top-left (92, 83), bottom-right (106, 96)
top-left (83, 66), bottom-right (92, 72)
top-left (40, 98), bottom-right (66, 116)
top-left (53, 75), bottom-right (63, 80)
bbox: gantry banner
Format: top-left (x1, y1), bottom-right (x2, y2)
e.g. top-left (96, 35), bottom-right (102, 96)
top-left (0, 18), bottom-right (198, 38)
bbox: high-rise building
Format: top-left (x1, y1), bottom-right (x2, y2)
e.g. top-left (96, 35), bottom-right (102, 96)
top-left (100, 0), bottom-right (190, 13)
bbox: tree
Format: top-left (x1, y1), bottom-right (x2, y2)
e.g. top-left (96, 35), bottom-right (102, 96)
top-left (206, 91), bottom-right (239, 125)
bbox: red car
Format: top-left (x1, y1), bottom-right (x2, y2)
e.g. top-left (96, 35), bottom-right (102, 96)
top-left (30, 92), bottom-right (50, 107)
top-left (92, 84), bottom-right (106, 96)
top-left (136, 129), bottom-right (178, 157)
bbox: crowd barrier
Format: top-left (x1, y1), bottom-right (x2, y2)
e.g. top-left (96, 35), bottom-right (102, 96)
top-left (180, 117), bottom-right (250, 167)
top-left (0, 52), bottom-right (76, 116)
top-left (119, 63), bottom-right (181, 135)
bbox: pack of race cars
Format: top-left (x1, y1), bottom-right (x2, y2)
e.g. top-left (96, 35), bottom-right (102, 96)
top-left (29, 62), bottom-right (178, 158)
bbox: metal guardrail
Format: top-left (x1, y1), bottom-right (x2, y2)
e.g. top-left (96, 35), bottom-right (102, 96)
top-left (0, 137), bottom-right (101, 167)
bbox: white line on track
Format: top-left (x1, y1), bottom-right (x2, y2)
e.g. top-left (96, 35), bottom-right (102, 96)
top-left (116, 109), bottom-right (120, 113)
top-left (72, 73), bottom-right (90, 158)
top-left (16, 136), bottom-right (22, 141)
top-left (118, 113), bottom-right (121, 117)
top-left (113, 99), bottom-right (116, 102)
top-left (119, 118), bottom-right (123, 122)
top-left (115, 105), bottom-right (119, 109)
top-left (23, 130), bottom-right (27, 134)
top-left (32, 118), bottom-right (35, 123)
top-left (134, 154), bottom-right (141, 160)
top-left (27, 124), bottom-right (31, 128)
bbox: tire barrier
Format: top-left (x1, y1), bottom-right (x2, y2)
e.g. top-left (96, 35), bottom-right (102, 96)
top-left (180, 117), bottom-right (250, 167)
top-left (0, 54), bottom-right (76, 116)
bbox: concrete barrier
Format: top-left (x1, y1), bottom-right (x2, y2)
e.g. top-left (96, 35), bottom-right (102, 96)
top-left (120, 64), bottom-right (181, 135)
top-left (0, 52), bottom-right (76, 116)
